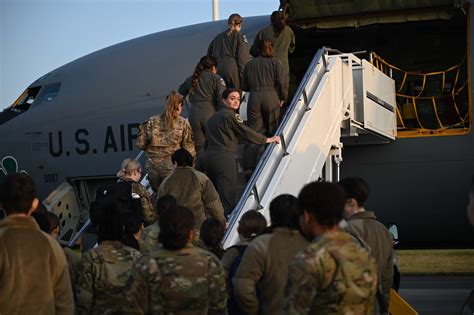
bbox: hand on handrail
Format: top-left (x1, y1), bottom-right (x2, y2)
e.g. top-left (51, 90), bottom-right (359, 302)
top-left (266, 135), bottom-right (281, 144)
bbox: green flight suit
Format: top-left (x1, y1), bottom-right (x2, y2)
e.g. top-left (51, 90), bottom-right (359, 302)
top-left (241, 56), bottom-right (286, 171)
top-left (250, 25), bottom-right (295, 98)
top-left (204, 108), bottom-right (267, 215)
top-left (208, 30), bottom-right (249, 89)
top-left (179, 70), bottom-right (226, 170)
top-left (158, 166), bottom-right (226, 231)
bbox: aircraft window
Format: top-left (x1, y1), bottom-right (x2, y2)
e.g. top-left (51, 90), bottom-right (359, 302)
top-left (34, 83), bottom-right (61, 105)
top-left (0, 86), bottom-right (41, 125)
top-left (12, 86), bottom-right (41, 111)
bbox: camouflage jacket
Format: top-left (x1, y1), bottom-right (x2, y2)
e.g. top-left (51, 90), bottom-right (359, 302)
top-left (284, 231), bottom-right (377, 315)
top-left (140, 221), bottom-right (162, 254)
top-left (131, 180), bottom-right (157, 226)
top-left (125, 244), bottom-right (227, 314)
top-left (136, 115), bottom-right (195, 172)
top-left (141, 220), bottom-right (160, 247)
top-left (74, 241), bottom-right (142, 314)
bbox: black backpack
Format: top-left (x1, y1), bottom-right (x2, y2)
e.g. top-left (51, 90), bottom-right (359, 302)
top-left (89, 179), bottom-right (142, 226)
top-left (227, 245), bottom-right (248, 315)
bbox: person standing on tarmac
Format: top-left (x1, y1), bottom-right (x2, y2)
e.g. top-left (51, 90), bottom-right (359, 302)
top-left (116, 158), bottom-right (156, 226)
top-left (204, 88), bottom-right (280, 216)
top-left (179, 56), bottom-right (226, 170)
top-left (284, 181), bottom-right (377, 314)
top-left (158, 148), bottom-right (226, 239)
top-left (250, 11), bottom-right (295, 99)
top-left (242, 38), bottom-right (286, 173)
top-left (208, 13), bottom-right (249, 90)
top-left (339, 177), bottom-right (394, 314)
top-left (125, 206), bottom-right (227, 314)
top-left (135, 91), bottom-right (195, 192)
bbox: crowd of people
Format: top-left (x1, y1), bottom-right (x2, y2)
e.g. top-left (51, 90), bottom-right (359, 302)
top-left (1, 170), bottom-right (398, 314)
top-left (0, 11), bottom-right (401, 315)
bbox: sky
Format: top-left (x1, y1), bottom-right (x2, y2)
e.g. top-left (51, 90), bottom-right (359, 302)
top-left (0, 0), bottom-right (276, 109)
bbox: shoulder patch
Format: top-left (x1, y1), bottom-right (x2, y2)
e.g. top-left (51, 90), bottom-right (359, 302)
top-left (219, 78), bottom-right (226, 87)
top-left (242, 34), bottom-right (248, 43)
top-left (235, 113), bottom-right (244, 123)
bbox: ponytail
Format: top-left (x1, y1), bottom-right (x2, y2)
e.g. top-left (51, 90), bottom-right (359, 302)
top-left (227, 13), bottom-right (243, 36)
top-left (191, 56), bottom-right (217, 94)
top-left (161, 91), bottom-right (183, 129)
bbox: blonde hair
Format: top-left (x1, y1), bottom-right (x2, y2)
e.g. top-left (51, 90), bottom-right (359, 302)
top-left (116, 158), bottom-right (141, 178)
top-left (161, 91), bottom-right (183, 129)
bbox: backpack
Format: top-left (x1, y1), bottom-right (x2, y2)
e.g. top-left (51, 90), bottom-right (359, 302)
top-left (226, 245), bottom-right (248, 315)
top-left (89, 179), bottom-right (142, 227)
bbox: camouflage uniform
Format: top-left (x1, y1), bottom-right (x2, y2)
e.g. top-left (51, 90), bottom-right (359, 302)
top-left (141, 220), bottom-right (160, 247)
top-left (136, 115), bottom-right (195, 191)
top-left (63, 246), bottom-right (80, 286)
top-left (208, 30), bottom-right (249, 89)
top-left (284, 231), bottom-right (378, 315)
top-left (75, 240), bottom-right (142, 314)
top-left (131, 180), bottom-right (157, 226)
top-left (179, 70), bottom-right (226, 170)
top-left (125, 244), bottom-right (227, 314)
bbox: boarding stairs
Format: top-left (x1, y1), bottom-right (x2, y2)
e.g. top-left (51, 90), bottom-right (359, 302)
top-left (223, 47), bottom-right (397, 248)
top-left (43, 48), bottom-right (397, 250)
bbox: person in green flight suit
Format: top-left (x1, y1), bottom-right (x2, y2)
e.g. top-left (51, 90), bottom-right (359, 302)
top-left (242, 38), bottom-right (286, 173)
top-left (204, 88), bottom-right (280, 215)
top-left (250, 11), bottom-right (295, 100)
top-left (208, 13), bottom-right (249, 90)
top-left (179, 56), bottom-right (226, 170)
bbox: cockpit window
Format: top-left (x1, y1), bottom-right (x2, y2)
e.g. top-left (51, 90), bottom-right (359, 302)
top-left (34, 83), bottom-right (61, 105)
top-left (13, 86), bottom-right (41, 111)
top-left (0, 82), bottom-right (61, 125)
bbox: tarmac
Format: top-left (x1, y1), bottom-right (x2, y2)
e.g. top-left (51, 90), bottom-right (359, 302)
top-left (399, 276), bottom-right (474, 315)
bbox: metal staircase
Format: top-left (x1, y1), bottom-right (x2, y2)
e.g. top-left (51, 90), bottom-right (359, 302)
top-left (223, 48), bottom-right (397, 248)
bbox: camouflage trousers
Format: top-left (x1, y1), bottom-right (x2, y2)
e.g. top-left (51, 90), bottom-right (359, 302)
top-left (146, 159), bottom-right (172, 192)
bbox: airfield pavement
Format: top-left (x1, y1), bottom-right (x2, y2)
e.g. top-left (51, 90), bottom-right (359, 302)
top-left (399, 276), bottom-right (474, 315)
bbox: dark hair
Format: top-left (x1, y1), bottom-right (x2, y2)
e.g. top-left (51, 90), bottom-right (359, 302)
top-left (155, 194), bottom-right (177, 217)
top-left (32, 212), bottom-right (51, 233)
top-left (172, 149), bottom-right (194, 167)
top-left (46, 212), bottom-right (60, 232)
top-left (227, 13), bottom-right (243, 35)
top-left (298, 181), bottom-right (345, 227)
top-left (121, 211), bottom-right (143, 250)
top-left (199, 218), bottom-right (225, 258)
top-left (222, 88), bottom-right (242, 100)
top-left (0, 173), bottom-right (38, 214)
top-left (269, 194), bottom-right (300, 229)
top-left (258, 39), bottom-right (274, 58)
top-left (238, 210), bottom-right (267, 238)
top-left (271, 11), bottom-right (285, 36)
top-left (159, 206), bottom-right (194, 250)
top-left (338, 177), bottom-right (369, 207)
top-left (191, 56), bottom-right (217, 94)
top-left (96, 197), bottom-right (125, 243)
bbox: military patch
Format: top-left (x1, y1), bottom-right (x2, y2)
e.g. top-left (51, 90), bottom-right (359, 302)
top-left (235, 114), bottom-right (244, 123)
top-left (242, 34), bottom-right (248, 43)
top-left (219, 78), bottom-right (226, 87)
